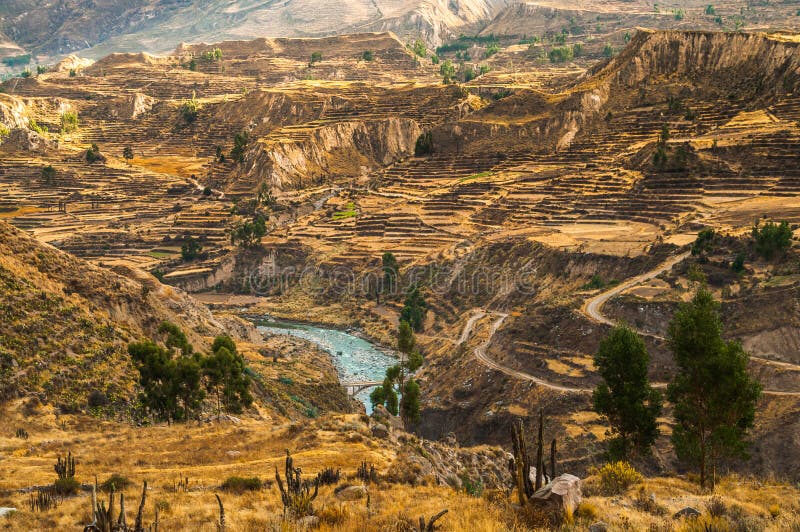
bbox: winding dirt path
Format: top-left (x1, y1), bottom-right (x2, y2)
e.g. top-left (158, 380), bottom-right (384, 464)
top-left (463, 252), bottom-right (800, 397)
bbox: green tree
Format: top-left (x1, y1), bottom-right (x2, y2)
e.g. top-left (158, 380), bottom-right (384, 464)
top-left (122, 146), bottom-right (134, 165)
top-left (751, 220), bottom-right (793, 260)
top-left (85, 144), bottom-right (102, 163)
top-left (203, 336), bottom-right (253, 415)
top-left (400, 284), bottom-right (427, 331)
top-left (158, 321), bottom-right (193, 356)
top-left (173, 353), bottom-right (206, 420)
top-left (400, 378), bottom-right (421, 423)
top-left (129, 341), bottom-right (179, 422)
top-left (667, 288), bottom-right (762, 489)
top-left (181, 236), bottom-right (203, 261)
top-left (440, 59), bottom-right (456, 84)
top-left (231, 131), bottom-right (249, 163)
top-left (593, 324), bottom-right (662, 460)
top-left (362, 50), bottom-right (374, 61)
top-left (382, 252), bottom-right (399, 296)
top-left (412, 39), bottom-right (427, 58)
top-left (60, 111), bottom-right (78, 133)
top-left (415, 131), bottom-right (434, 155)
top-left (310, 51), bottom-right (323, 65)
top-left (603, 43), bottom-right (614, 58)
top-left (41, 165), bottom-right (56, 185)
top-left (230, 215), bottom-right (267, 248)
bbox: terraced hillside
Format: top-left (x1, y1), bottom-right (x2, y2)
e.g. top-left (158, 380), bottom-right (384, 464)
top-left (2, 29), bottom-right (800, 479)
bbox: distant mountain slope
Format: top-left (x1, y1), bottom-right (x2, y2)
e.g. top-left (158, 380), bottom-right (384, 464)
top-left (0, 0), bottom-right (508, 61)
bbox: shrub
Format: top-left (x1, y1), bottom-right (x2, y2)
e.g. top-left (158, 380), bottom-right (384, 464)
top-left (706, 495), bottom-right (727, 518)
top-left (594, 461), bottom-right (642, 495)
top-left (549, 46), bottom-right (574, 63)
top-left (52, 478), bottom-right (81, 496)
top-left (85, 144), bottom-right (102, 163)
top-left (415, 131), bottom-right (434, 156)
top-left (731, 252), bottom-right (745, 273)
top-left (100, 474), bottom-right (132, 492)
top-left (362, 50), bottom-right (374, 61)
top-left (603, 43), bottom-right (614, 58)
top-left (692, 228), bottom-right (715, 255)
top-left (0, 123), bottom-right (9, 138)
top-left (87, 390), bottom-right (109, 408)
top-left (29, 119), bottom-right (48, 135)
top-left (309, 51), bottom-right (322, 65)
top-left (575, 501), bottom-right (599, 521)
top-left (752, 220), bottom-right (793, 260)
top-left (179, 96), bottom-right (199, 124)
top-left (221, 476), bottom-right (262, 493)
top-left (60, 111), bottom-right (78, 133)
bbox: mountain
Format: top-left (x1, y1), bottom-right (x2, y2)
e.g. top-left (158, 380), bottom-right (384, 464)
top-left (0, 0), bottom-right (507, 62)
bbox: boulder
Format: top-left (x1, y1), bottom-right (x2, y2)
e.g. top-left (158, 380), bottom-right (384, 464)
top-left (673, 506), bottom-right (701, 520)
top-left (530, 474), bottom-right (582, 514)
top-left (588, 522), bottom-right (608, 532)
top-left (372, 405), bottom-right (403, 430)
top-left (371, 423), bottom-right (389, 439)
top-left (334, 484), bottom-right (368, 501)
top-left (1, 128), bottom-right (56, 152)
top-left (0, 508), bottom-right (16, 517)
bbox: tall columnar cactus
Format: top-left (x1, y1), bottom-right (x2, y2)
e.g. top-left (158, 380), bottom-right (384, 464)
top-left (275, 450), bottom-right (318, 519)
top-left (535, 409), bottom-right (545, 491)
top-left (511, 419), bottom-right (533, 504)
top-left (55, 452), bottom-right (76, 480)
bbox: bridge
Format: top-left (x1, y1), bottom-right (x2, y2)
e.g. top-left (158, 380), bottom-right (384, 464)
top-left (342, 381), bottom-right (382, 396)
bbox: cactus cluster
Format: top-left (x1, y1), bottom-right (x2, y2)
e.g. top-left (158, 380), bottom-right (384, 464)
top-left (356, 461), bottom-right (378, 484)
top-left (511, 410), bottom-right (557, 505)
top-left (275, 450), bottom-right (318, 519)
top-left (29, 489), bottom-right (57, 512)
top-left (84, 480), bottom-right (155, 532)
top-left (55, 452), bottom-right (76, 480)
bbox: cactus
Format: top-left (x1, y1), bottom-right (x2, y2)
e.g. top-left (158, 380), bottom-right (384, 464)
top-left (416, 509), bottom-right (448, 531)
top-left (356, 461), bottom-right (378, 484)
top-left (535, 409), bottom-right (544, 491)
top-left (84, 479), bottom-right (151, 532)
top-left (215, 494), bottom-right (225, 532)
top-left (511, 418), bottom-right (533, 504)
top-left (55, 451), bottom-right (76, 480)
top-left (29, 488), bottom-right (57, 512)
top-left (313, 467), bottom-right (341, 486)
top-left (275, 450), bottom-right (318, 519)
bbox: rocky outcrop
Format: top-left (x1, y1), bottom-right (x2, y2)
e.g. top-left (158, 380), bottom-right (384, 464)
top-left (244, 118), bottom-right (421, 190)
top-left (0, 127), bottom-right (56, 152)
top-left (53, 54), bottom-right (94, 73)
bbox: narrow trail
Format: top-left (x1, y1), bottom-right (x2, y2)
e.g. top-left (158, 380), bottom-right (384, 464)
top-left (462, 252), bottom-right (800, 397)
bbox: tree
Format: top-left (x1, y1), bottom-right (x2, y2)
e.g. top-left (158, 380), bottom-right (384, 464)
top-left (667, 288), bottom-right (762, 489)
top-left (398, 320), bottom-right (416, 357)
top-left (400, 378), bottom-right (420, 423)
top-left (309, 51), bottom-right (323, 66)
top-left (231, 131), bottom-right (249, 163)
top-left (41, 165), bottom-right (56, 185)
top-left (382, 252), bottom-right (399, 297)
top-left (230, 215), bottom-right (267, 248)
top-left (362, 50), bottom-right (374, 61)
top-left (180, 94), bottom-right (199, 124)
top-left (159, 321), bottom-right (193, 356)
top-left (603, 43), bottom-right (614, 58)
top-left (173, 353), bottom-right (206, 420)
top-left (85, 144), bottom-right (103, 163)
top-left (370, 376), bottom-right (399, 415)
top-left (752, 219), bottom-right (793, 260)
top-left (122, 146), bottom-right (134, 165)
top-left (203, 336), bottom-right (253, 415)
top-left (412, 39), bottom-right (426, 58)
top-left (60, 111), bottom-right (78, 133)
top-left (440, 60), bottom-right (456, 84)
top-left (129, 341), bottom-right (179, 422)
top-left (400, 284), bottom-right (427, 332)
top-left (593, 324), bottom-right (662, 460)
top-left (181, 236), bottom-right (203, 261)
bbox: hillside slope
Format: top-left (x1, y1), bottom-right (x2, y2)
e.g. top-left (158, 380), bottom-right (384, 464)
top-left (0, 220), bottom-right (242, 411)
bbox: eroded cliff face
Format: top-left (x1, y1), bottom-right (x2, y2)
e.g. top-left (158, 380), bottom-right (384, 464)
top-left (589, 30), bottom-right (800, 99)
top-left (244, 117), bottom-right (421, 190)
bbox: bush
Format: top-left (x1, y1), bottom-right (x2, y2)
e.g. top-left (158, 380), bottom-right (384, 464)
top-left (100, 474), bottom-right (132, 492)
top-left (221, 476), bottom-right (262, 493)
top-left (52, 477), bottom-right (81, 496)
top-left (692, 228), bottom-right (715, 255)
top-left (705, 495), bottom-right (727, 518)
top-left (575, 501), bottom-right (599, 521)
top-left (60, 111), bottom-right (78, 133)
top-left (179, 97), bottom-right (199, 124)
top-left (309, 51), bottom-right (323, 65)
top-left (549, 46), bottom-right (574, 63)
top-left (594, 461), bottom-right (642, 495)
top-left (752, 220), bottom-right (793, 260)
top-left (87, 390), bottom-right (109, 408)
top-left (362, 50), bottom-right (374, 61)
top-left (85, 144), bottom-right (103, 163)
top-left (415, 131), bottom-right (434, 156)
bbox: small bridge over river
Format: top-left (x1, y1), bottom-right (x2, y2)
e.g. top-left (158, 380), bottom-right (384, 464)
top-left (343, 381), bottom-right (382, 396)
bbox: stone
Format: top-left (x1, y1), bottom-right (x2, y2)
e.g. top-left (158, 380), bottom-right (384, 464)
top-left (225, 450), bottom-right (241, 458)
top-left (335, 484), bottom-right (368, 501)
top-left (371, 423), bottom-right (389, 438)
top-left (588, 522), bottom-right (608, 532)
top-left (530, 473), bottom-right (582, 514)
top-left (0, 508), bottom-right (16, 517)
top-left (673, 506), bottom-right (701, 520)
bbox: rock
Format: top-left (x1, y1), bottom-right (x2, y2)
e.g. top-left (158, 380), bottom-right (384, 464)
top-left (530, 474), bottom-right (582, 514)
top-left (1, 128), bottom-right (57, 152)
top-left (0, 508), bottom-right (16, 517)
top-left (334, 484), bottom-right (368, 501)
top-left (225, 450), bottom-right (241, 458)
top-left (673, 506), bottom-right (701, 520)
top-left (371, 423), bottom-right (389, 438)
top-left (372, 405), bottom-right (403, 430)
top-left (295, 515), bottom-right (319, 529)
top-left (54, 55), bottom-right (94, 73)
top-left (588, 522), bottom-right (608, 532)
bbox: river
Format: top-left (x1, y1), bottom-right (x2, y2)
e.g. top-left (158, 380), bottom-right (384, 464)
top-left (254, 318), bottom-right (396, 411)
